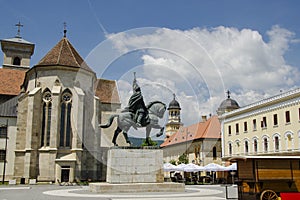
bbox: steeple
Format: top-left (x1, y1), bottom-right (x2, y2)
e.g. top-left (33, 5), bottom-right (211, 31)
top-left (1, 22), bottom-right (35, 70)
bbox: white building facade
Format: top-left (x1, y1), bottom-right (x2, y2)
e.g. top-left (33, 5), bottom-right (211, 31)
top-left (219, 88), bottom-right (300, 160)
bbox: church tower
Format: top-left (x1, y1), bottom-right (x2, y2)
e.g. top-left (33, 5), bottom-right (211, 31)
top-left (165, 94), bottom-right (183, 139)
top-left (1, 22), bottom-right (35, 70)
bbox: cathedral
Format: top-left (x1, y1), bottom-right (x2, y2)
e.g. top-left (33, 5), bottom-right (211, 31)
top-left (0, 24), bottom-right (121, 183)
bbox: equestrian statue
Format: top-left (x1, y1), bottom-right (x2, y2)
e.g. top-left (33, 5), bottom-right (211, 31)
top-left (100, 73), bottom-right (166, 146)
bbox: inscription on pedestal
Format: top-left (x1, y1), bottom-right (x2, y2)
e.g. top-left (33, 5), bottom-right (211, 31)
top-left (106, 148), bottom-right (164, 183)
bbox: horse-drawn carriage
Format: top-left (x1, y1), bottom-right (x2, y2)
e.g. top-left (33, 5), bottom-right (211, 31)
top-left (229, 156), bottom-right (300, 200)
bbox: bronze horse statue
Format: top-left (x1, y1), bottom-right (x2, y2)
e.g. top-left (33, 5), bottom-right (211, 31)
top-left (100, 101), bottom-right (166, 146)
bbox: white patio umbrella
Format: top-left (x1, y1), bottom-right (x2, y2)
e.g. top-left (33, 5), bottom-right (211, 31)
top-left (224, 163), bottom-right (237, 171)
top-left (163, 163), bottom-right (177, 172)
top-left (203, 163), bottom-right (227, 171)
top-left (173, 163), bottom-right (187, 171)
top-left (183, 163), bottom-right (205, 172)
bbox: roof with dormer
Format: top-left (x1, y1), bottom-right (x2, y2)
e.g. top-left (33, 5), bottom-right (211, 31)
top-left (160, 115), bottom-right (221, 147)
top-left (35, 37), bottom-right (94, 73)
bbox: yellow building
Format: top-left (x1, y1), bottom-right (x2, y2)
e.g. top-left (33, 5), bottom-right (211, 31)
top-left (219, 88), bottom-right (300, 159)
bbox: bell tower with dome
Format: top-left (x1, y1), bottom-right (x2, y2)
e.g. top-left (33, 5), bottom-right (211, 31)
top-left (165, 94), bottom-right (183, 139)
top-left (217, 90), bottom-right (240, 115)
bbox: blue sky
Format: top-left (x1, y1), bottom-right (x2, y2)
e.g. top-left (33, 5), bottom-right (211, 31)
top-left (1, 0), bottom-right (300, 131)
top-left (1, 0), bottom-right (300, 66)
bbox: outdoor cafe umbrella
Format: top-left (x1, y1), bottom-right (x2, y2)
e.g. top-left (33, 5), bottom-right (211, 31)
top-left (174, 163), bottom-right (187, 171)
top-left (163, 163), bottom-right (177, 172)
top-left (224, 163), bottom-right (237, 171)
top-left (183, 163), bottom-right (205, 172)
top-left (163, 163), bottom-right (187, 172)
top-left (203, 163), bottom-right (227, 172)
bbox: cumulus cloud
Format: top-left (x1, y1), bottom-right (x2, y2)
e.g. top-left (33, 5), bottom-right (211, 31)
top-left (102, 25), bottom-right (300, 128)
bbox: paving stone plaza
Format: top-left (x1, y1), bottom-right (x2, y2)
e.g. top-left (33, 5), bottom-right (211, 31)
top-left (0, 184), bottom-right (238, 200)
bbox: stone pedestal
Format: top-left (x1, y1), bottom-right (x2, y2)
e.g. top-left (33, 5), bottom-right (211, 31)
top-left (107, 147), bottom-right (164, 183)
top-left (89, 147), bottom-right (185, 193)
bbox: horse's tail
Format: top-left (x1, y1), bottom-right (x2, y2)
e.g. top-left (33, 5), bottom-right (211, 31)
top-left (99, 114), bottom-right (119, 128)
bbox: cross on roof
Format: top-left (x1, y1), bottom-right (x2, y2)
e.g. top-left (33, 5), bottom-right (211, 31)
top-left (15, 21), bottom-right (23, 38)
top-left (226, 90), bottom-right (231, 98)
top-left (63, 22), bottom-right (67, 37)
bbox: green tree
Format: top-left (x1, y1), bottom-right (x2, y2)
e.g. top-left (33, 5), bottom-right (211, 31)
top-left (169, 159), bottom-right (177, 165)
top-left (141, 137), bottom-right (158, 147)
top-left (178, 153), bottom-right (189, 164)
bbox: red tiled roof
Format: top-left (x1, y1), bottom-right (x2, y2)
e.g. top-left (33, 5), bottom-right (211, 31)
top-left (36, 37), bottom-right (94, 73)
top-left (95, 79), bottom-right (120, 104)
top-left (0, 68), bottom-right (26, 95)
top-left (160, 115), bottom-right (221, 147)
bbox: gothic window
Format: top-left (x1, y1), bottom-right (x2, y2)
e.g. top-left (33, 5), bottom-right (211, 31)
top-left (13, 57), bottom-right (21, 65)
top-left (60, 90), bottom-right (72, 147)
top-left (41, 90), bottom-right (52, 147)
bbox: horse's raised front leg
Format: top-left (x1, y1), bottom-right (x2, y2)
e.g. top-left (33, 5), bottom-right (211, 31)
top-left (112, 127), bottom-right (122, 146)
top-left (156, 127), bottom-right (164, 137)
top-left (150, 124), bottom-right (165, 137)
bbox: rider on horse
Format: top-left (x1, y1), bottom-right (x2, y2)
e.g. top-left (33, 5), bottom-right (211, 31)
top-left (124, 73), bottom-right (150, 127)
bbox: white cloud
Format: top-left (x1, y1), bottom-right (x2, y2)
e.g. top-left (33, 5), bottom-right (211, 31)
top-left (106, 25), bottom-right (299, 127)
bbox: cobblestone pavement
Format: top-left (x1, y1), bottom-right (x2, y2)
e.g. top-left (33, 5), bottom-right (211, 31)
top-left (0, 184), bottom-right (237, 200)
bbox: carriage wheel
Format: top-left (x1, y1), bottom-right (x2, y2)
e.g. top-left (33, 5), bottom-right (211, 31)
top-left (260, 189), bottom-right (278, 200)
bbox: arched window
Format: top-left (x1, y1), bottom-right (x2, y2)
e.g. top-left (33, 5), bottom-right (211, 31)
top-left (274, 136), bottom-right (280, 152)
top-left (13, 57), bottom-right (21, 65)
top-left (253, 139), bottom-right (258, 153)
top-left (287, 134), bottom-right (292, 151)
top-left (41, 90), bottom-right (52, 147)
top-left (245, 141), bottom-right (249, 154)
top-left (235, 140), bottom-right (241, 154)
top-left (228, 143), bottom-right (232, 156)
top-left (263, 137), bottom-right (268, 152)
top-left (60, 90), bottom-right (72, 147)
